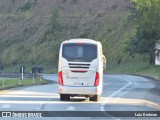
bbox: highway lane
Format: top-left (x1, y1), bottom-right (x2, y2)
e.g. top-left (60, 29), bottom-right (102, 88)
top-left (0, 74), bottom-right (160, 120)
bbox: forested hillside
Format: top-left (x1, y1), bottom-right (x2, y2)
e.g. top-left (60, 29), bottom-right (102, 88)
top-left (0, 0), bottom-right (134, 72)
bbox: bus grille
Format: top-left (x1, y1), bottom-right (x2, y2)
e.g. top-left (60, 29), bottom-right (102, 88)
top-left (68, 63), bottom-right (90, 69)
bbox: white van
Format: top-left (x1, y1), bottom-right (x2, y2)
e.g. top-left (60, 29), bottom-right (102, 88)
top-left (58, 38), bottom-right (106, 101)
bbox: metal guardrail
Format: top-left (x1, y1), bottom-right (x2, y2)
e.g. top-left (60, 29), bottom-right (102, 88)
top-left (0, 72), bottom-right (42, 78)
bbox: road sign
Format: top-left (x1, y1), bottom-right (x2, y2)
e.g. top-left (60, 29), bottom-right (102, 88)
top-left (20, 66), bottom-right (25, 80)
top-left (155, 43), bottom-right (160, 65)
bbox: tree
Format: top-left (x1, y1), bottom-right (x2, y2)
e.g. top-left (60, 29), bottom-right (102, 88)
top-left (127, 0), bottom-right (160, 64)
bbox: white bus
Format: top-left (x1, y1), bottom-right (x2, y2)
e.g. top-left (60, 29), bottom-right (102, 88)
top-left (58, 38), bottom-right (106, 101)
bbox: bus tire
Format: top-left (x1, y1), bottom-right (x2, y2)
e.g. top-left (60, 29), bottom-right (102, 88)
top-left (89, 95), bottom-right (100, 102)
top-left (60, 94), bottom-right (65, 101)
top-left (60, 94), bottom-right (70, 101)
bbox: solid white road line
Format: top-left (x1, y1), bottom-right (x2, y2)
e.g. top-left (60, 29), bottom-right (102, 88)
top-left (0, 104), bottom-right (12, 108)
top-left (66, 106), bottom-right (76, 111)
top-left (100, 77), bottom-right (132, 111)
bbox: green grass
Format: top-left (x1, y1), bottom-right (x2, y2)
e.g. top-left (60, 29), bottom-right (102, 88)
top-left (109, 61), bottom-right (160, 80)
top-left (0, 78), bottom-right (48, 90)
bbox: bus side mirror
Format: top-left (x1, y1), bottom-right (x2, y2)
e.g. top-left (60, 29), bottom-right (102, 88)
top-left (103, 55), bottom-right (106, 70)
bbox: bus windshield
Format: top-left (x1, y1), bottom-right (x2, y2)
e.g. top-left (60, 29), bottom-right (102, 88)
top-left (62, 43), bottom-right (97, 62)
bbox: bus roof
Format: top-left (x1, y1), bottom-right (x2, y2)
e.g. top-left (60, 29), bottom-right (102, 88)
top-left (63, 38), bottom-right (99, 44)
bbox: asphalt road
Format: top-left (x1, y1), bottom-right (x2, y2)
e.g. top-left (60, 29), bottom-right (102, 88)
top-left (0, 74), bottom-right (160, 120)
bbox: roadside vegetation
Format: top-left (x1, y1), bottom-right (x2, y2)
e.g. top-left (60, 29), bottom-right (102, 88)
top-left (114, 0), bottom-right (160, 80)
top-left (0, 78), bottom-right (48, 90)
top-left (126, 0), bottom-right (160, 64)
top-left (109, 61), bottom-right (160, 80)
top-left (0, 0), bottom-right (133, 72)
top-left (0, 0), bottom-right (160, 80)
